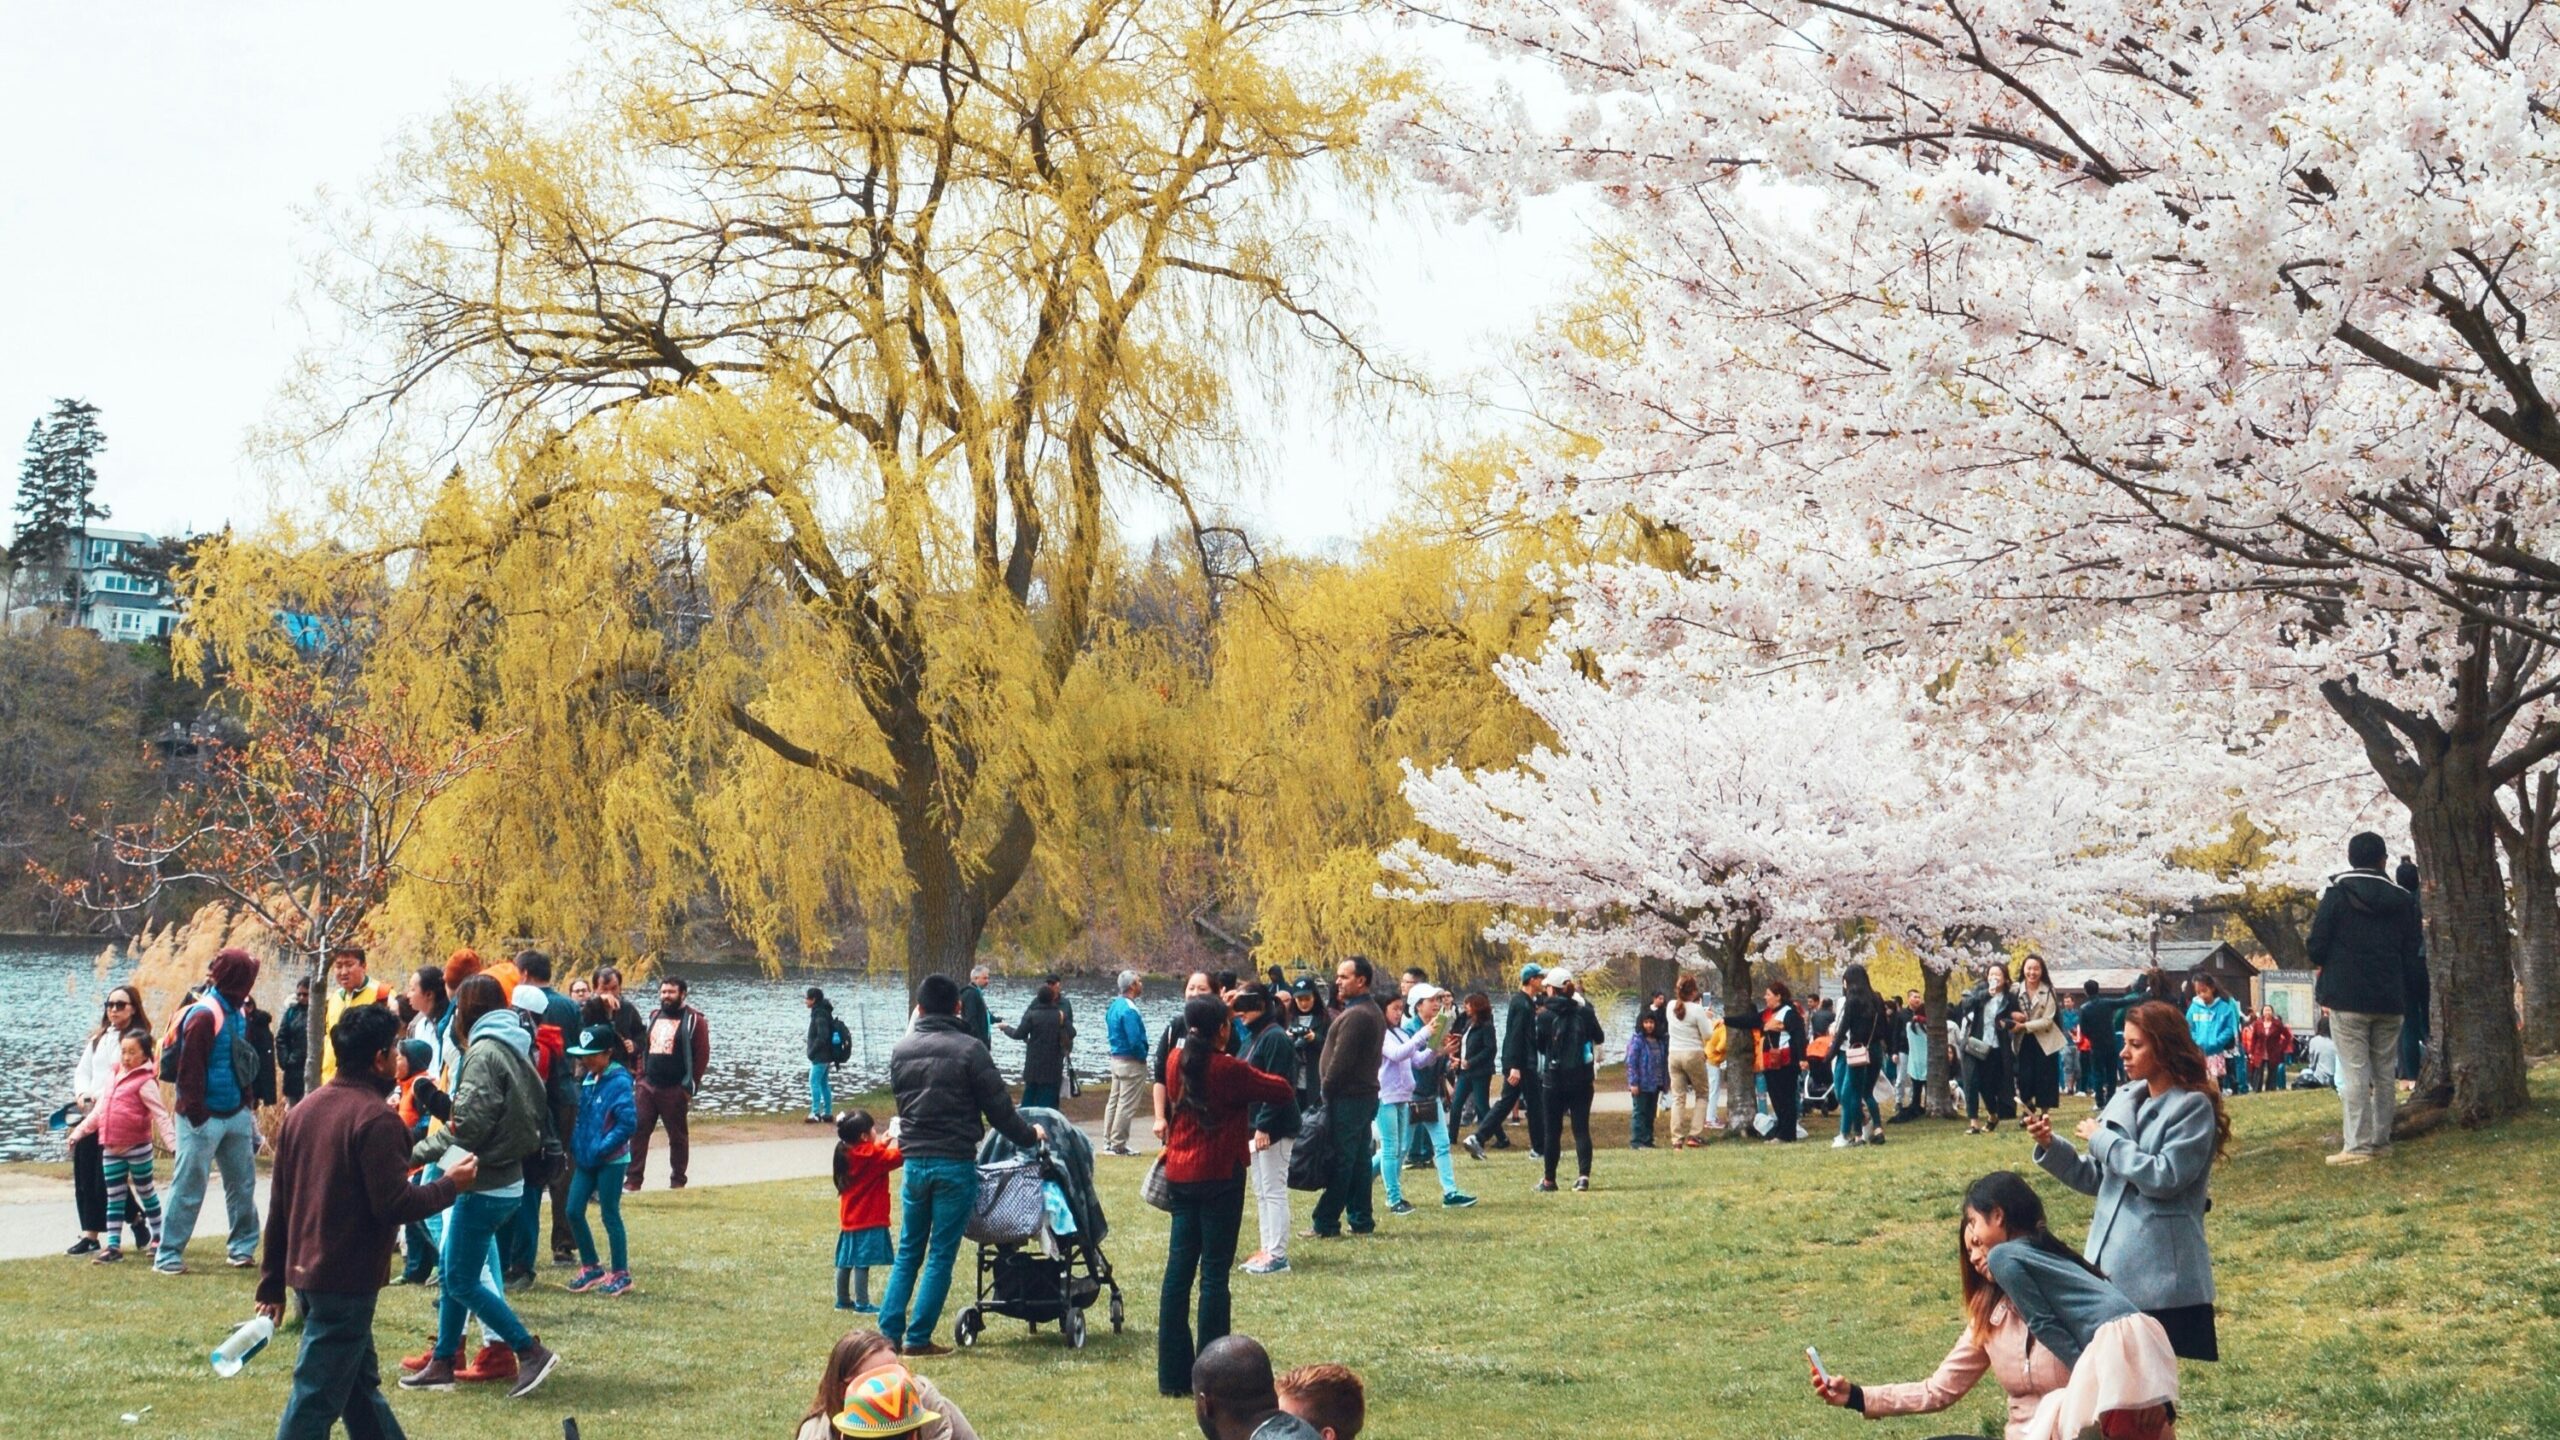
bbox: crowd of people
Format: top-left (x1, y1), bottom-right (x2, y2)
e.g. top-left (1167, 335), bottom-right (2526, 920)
top-left (45, 826), bottom-right (2436, 1439)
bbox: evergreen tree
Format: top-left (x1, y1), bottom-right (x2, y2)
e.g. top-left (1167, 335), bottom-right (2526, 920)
top-left (8, 399), bottom-right (109, 609)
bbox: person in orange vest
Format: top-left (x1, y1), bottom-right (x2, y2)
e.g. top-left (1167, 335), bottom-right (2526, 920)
top-left (320, 945), bottom-right (397, 1083)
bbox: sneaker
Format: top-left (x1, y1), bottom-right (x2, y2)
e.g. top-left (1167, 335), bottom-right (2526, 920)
top-left (1442, 1192), bottom-right (1477, 1209)
top-left (900, 1342), bottom-right (953, 1359)
top-left (398, 1345), bottom-right (444, 1375)
top-left (1242, 1255), bottom-right (1291, 1275)
top-left (226, 1254), bottom-right (255, 1268)
top-left (567, 1266), bottom-right (608, 1293)
top-left (507, 1338), bottom-right (560, 1399)
top-left (1299, 1228), bottom-right (1339, 1240)
top-left (599, 1272), bottom-right (632, 1297)
top-left (851, 1301), bottom-right (878, 1313)
top-left (2325, 1150), bottom-right (2373, 1167)
top-left (1573, 1176), bottom-right (1590, 1192)
top-left (399, 1356), bottom-right (457, 1391)
top-left (1462, 1134), bottom-right (1487, 1162)
top-left (66, 1237), bottom-right (100, 1256)
top-left (454, 1342), bottom-right (519, 1384)
top-left (151, 1261), bottom-right (185, 1276)
top-left (1103, 1145), bottom-right (1135, 1157)
top-left (93, 1247), bottom-right (123, 1264)
top-left (1534, 1179), bottom-right (1557, 1193)
top-left (1832, 1136), bottom-right (1853, 1149)
top-left (1387, 1200), bottom-right (1416, 1216)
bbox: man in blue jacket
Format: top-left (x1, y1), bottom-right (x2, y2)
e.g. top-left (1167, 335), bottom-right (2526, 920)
top-left (1102, 970), bottom-right (1149, 1156)
top-left (2306, 831), bottom-right (2423, 1165)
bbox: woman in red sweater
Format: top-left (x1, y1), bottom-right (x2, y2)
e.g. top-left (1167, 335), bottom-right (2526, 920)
top-left (1157, 994), bottom-right (1296, 1398)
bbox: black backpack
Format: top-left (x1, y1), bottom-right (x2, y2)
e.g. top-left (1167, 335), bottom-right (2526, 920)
top-left (161, 998), bottom-right (259, 1101)
top-left (1286, 1106), bottom-right (1336, 1191)
top-left (827, 1016), bottom-right (853, 1066)
top-left (1539, 999), bottom-right (1594, 1073)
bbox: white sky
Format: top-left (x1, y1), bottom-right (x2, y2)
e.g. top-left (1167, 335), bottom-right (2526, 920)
top-left (0, 2), bottom-right (1583, 554)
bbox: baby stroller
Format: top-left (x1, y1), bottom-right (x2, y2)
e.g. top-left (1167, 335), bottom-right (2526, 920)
top-left (952, 1107), bottom-right (1124, 1350)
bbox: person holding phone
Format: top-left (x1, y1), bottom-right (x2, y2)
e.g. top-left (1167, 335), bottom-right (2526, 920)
top-left (1808, 1172), bottom-right (2175, 1440)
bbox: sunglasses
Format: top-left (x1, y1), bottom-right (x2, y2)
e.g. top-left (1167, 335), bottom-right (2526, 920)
top-left (107, 999), bottom-right (133, 1009)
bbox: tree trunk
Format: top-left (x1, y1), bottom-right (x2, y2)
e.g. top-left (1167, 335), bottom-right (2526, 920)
top-left (1922, 964), bottom-right (1957, 1118)
top-left (1708, 917), bottom-right (1763, 1143)
top-left (2401, 756), bottom-right (2532, 1125)
top-left (893, 793), bottom-right (1037, 998)
top-left (1635, 953), bottom-right (1679, 1009)
top-left (303, 949), bottom-right (330, 1093)
top-left (2498, 774), bottom-right (2560, 1057)
top-left (2236, 907), bottom-right (2311, 973)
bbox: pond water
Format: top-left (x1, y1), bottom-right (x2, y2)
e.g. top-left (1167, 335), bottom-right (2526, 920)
top-left (0, 936), bottom-right (1641, 1162)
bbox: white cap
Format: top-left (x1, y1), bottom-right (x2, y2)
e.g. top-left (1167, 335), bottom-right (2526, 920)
top-left (511, 983), bottom-right (548, 1013)
top-left (1409, 983), bottom-right (1446, 1006)
top-left (1545, 968), bottom-right (1574, 989)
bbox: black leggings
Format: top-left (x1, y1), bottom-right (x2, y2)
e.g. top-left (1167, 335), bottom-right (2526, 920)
top-left (1765, 1066), bottom-right (1802, 1141)
top-left (1540, 1069), bottom-right (1594, 1181)
top-left (2013, 1043), bottom-right (2059, 1111)
top-left (1963, 1047), bottom-right (2014, 1120)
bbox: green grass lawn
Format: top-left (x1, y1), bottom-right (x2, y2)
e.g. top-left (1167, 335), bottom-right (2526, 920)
top-left (7, 1070), bottom-right (2557, 1439)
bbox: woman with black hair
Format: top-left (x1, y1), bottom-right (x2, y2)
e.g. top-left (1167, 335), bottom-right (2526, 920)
top-left (1831, 963), bottom-right (1889, 1149)
top-left (999, 982), bottom-right (1067, 1111)
top-left (1156, 995), bottom-right (1297, 1396)
top-left (1810, 1171), bottom-right (2178, 1440)
top-left (66, 985), bottom-right (154, 1256)
top-left (1759, 981), bottom-right (1809, 1143)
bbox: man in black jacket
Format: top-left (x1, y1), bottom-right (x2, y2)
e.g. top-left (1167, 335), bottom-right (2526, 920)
top-left (877, 974), bottom-right (1045, 1357)
top-left (2306, 831), bottom-right (2424, 1165)
top-left (1465, 964), bottom-right (1547, 1159)
top-left (804, 987), bottom-right (837, 1123)
top-left (1308, 958), bottom-right (1384, 1239)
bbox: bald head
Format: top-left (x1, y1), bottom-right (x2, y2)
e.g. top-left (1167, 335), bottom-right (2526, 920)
top-left (1193, 1334), bottom-right (1280, 1438)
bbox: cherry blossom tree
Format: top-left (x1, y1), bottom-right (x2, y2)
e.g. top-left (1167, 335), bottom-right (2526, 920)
top-left (1391, 0), bottom-right (2560, 1122)
top-left (1386, 646), bottom-right (2227, 1130)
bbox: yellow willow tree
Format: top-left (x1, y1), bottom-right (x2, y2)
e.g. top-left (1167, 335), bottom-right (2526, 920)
top-left (194, 0), bottom-right (1407, 986)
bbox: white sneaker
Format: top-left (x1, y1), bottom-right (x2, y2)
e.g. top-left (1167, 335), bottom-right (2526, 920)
top-left (1831, 1135), bottom-right (1853, 1149)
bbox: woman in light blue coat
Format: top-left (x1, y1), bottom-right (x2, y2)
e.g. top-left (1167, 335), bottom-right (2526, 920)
top-left (2025, 999), bottom-right (2228, 1364)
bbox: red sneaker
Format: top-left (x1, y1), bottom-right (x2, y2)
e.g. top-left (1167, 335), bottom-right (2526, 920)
top-left (454, 1342), bottom-right (519, 1383)
top-left (398, 1343), bottom-right (454, 1376)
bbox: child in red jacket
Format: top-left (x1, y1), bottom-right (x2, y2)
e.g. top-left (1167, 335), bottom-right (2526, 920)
top-left (832, 1110), bottom-right (902, 1312)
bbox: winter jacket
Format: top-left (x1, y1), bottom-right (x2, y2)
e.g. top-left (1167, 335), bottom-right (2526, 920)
top-left (70, 1061), bottom-right (174, 1152)
top-left (320, 978), bottom-right (395, 1083)
top-left (416, 1007), bottom-right (546, 1191)
top-left (2241, 1015), bottom-right (2293, 1065)
top-left (2034, 1083), bottom-right (2219, 1311)
top-left (275, 1003), bottom-right (309, 1083)
top-left (888, 1012), bottom-right (1039, 1162)
top-left (1106, 995), bottom-right (1149, 1060)
top-left (257, 1070), bottom-right (462, 1308)
top-left (1622, 1033), bottom-right (1668, 1092)
top-left (170, 989), bottom-right (256, 1123)
top-left (1163, 1050), bottom-right (1296, 1185)
top-left (72, 1030), bottom-right (120, 1106)
top-left (1458, 1016), bottom-right (1496, 1078)
top-left (2184, 995), bottom-right (2241, 1056)
top-left (1242, 1022), bottom-right (1301, 1141)
top-left (1001, 998), bottom-right (1067, 1088)
top-left (1318, 995), bottom-right (1386, 1102)
top-left (835, 1138), bottom-right (904, 1231)
top-left (957, 984), bottom-right (992, 1047)
top-left (2306, 869), bottom-right (2422, 1016)
top-left (805, 997), bottom-right (837, 1065)
top-left (1535, 994), bottom-right (1604, 1076)
top-left (1496, 988), bottom-right (1539, 1074)
top-left (572, 1061), bottom-right (638, 1169)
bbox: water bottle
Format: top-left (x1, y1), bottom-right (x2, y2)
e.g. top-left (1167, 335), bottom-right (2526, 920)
top-left (210, 1315), bottom-right (273, 1378)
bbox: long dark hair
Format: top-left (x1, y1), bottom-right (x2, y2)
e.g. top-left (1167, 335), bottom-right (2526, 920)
top-left (449, 974), bottom-right (507, 1048)
top-left (2123, 1000), bottom-right (2232, 1160)
top-left (1959, 1171), bottom-right (2103, 1341)
top-left (833, 1110), bottom-right (876, 1192)
top-left (1175, 995), bottom-right (1231, 1118)
top-left (1464, 990), bottom-right (1492, 1025)
top-left (410, 966), bottom-right (448, 1023)
top-left (90, 985), bottom-right (151, 1048)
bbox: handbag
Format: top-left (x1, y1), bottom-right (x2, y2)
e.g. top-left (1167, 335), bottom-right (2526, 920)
top-left (966, 1158), bottom-right (1048, 1245)
top-left (1140, 1154), bottom-right (1176, 1213)
top-left (1962, 1036), bottom-right (1996, 1060)
top-left (1843, 1045), bottom-right (1872, 1068)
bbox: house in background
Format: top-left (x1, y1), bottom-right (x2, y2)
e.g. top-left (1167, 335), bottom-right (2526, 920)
top-left (2048, 938), bottom-right (2267, 1006)
top-left (5, 524), bottom-right (184, 641)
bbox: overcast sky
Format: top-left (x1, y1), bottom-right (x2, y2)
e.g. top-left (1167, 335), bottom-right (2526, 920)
top-left (0, 2), bottom-right (1580, 554)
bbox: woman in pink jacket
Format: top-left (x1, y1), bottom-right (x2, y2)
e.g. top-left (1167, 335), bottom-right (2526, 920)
top-left (66, 1029), bottom-right (175, 1263)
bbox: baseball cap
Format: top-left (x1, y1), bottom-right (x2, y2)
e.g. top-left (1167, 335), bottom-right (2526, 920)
top-left (511, 983), bottom-right (549, 1014)
top-left (565, 1023), bottom-right (617, 1057)
top-left (1519, 963), bottom-right (1546, 982)
top-left (1546, 967), bottom-right (1575, 989)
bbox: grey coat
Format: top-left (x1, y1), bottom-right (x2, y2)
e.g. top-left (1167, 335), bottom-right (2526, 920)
top-left (2034, 1084), bottom-right (2217, 1311)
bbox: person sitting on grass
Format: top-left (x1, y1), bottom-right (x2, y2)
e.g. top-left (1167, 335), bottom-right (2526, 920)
top-left (1191, 1335), bottom-right (1324, 1440)
top-left (795, 1330), bottom-right (980, 1440)
top-left (1809, 1171), bottom-right (2178, 1440)
top-left (834, 1109), bottom-right (902, 1312)
top-left (1276, 1363), bottom-right (1365, 1440)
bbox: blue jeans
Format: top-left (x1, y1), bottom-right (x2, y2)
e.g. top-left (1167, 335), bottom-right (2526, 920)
top-left (809, 1062), bottom-right (834, 1119)
top-left (567, 1160), bottom-right (630, 1272)
top-left (1416, 1106), bottom-right (1457, 1195)
top-left (436, 1192), bottom-right (534, 1360)
top-left (876, 1157), bottom-right (979, 1348)
top-left (156, 1109), bottom-right (259, 1269)
top-left (1372, 1102), bottom-right (1411, 1206)
top-left (1837, 1056), bottom-right (1882, 1138)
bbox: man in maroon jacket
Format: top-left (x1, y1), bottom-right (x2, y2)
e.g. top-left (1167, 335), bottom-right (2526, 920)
top-left (257, 1005), bottom-right (479, 1438)
top-left (156, 946), bottom-right (264, 1273)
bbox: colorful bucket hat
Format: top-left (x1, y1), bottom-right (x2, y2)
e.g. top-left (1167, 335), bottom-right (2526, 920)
top-left (832, 1365), bottom-right (940, 1437)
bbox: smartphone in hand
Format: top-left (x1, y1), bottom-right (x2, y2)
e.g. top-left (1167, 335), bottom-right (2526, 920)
top-left (1806, 1347), bottom-right (1831, 1384)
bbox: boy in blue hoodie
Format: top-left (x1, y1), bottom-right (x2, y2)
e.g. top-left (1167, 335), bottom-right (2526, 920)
top-left (564, 1023), bottom-right (638, 1296)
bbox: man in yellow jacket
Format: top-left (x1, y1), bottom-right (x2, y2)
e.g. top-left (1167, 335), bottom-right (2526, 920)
top-left (318, 945), bottom-right (395, 1083)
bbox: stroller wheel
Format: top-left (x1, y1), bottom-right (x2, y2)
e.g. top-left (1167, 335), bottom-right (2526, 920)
top-left (1108, 1292), bottom-right (1125, 1332)
top-left (1063, 1306), bottom-right (1088, 1350)
top-left (954, 1307), bottom-right (981, 1349)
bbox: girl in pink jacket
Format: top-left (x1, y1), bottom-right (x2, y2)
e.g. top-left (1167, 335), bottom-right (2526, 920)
top-left (66, 1030), bottom-right (174, 1262)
